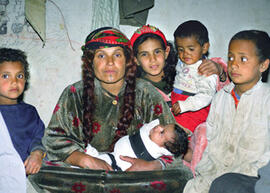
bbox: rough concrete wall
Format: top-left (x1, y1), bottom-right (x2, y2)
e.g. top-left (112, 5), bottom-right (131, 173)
top-left (1, 0), bottom-right (269, 126)
top-left (0, 0), bottom-right (92, 124)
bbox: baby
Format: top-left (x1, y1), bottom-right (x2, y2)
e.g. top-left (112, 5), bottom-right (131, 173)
top-left (86, 119), bottom-right (188, 171)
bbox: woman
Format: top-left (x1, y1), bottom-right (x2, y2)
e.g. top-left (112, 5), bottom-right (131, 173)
top-left (28, 27), bottom-right (192, 193)
top-left (43, 27), bottom-right (177, 170)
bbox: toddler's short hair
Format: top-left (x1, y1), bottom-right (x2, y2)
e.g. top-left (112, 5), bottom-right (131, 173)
top-left (173, 20), bottom-right (209, 46)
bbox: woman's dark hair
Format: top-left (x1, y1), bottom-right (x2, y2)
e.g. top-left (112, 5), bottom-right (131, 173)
top-left (81, 46), bottom-right (137, 150)
top-left (165, 124), bottom-right (188, 158)
top-left (230, 30), bottom-right (270, 82)
top-left (133, 33), bottom-right (178, 93)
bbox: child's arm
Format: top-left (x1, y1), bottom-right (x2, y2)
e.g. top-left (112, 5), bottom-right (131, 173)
top-left (198, 58), bottom-right (228, 83)
top-left (24, 150), bottom-right (45, 174)
top-left (176, 75), bottom-right (217, 114)
top-left (210, 57), bottom-right (230, 90)
top-left (26, 108), bottom-right (46, 174)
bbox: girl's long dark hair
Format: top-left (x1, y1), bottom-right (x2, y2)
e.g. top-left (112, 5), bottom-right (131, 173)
top-left (81, 46), bottom-right (137, 151)
top-left (133, 34), bottom-right (177, 93)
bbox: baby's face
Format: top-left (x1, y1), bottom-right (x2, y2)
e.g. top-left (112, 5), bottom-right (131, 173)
top-left (150, 124), bottom-right (175, 147)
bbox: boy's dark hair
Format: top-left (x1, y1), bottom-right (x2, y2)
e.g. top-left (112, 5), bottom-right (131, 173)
top-left (133, 33), bottom-right (178, 93)
top-left (230, 30), bottom-right (270, 82)
top-left (174, 20), bottom-right (209, 48)
top-left (165, 124), bottom-right (188, 158)
top-left (0, 48), bottom-right (30, 81)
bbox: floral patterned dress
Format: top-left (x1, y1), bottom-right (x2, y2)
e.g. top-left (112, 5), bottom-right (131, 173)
top-left (29, 78), bottom-right (192, 193)
top-left (43, 78), bottom-right (175, 161)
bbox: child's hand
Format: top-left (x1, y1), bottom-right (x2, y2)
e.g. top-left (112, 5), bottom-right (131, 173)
top-left (172, 103), bottom-right (181, 115)
top-left (24, 150), bottom-right (44, 175)
top-left (183, 147), bottom-right (193, 163)
top-left (198, 59), bottom-right (222, 77)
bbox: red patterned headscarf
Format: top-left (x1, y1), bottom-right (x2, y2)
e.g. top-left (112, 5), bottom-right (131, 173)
top-left (130, 25), bottom-right (167, 47)
top-left (81, 27), bottom-right (131, 51)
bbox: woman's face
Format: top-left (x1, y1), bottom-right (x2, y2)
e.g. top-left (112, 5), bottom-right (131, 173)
top-left (135, 38), bottom-right (169, 82)
top-left (93, 46), bottom-right (126, 86)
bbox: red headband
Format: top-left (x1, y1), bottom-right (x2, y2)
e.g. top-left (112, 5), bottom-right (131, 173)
top-left (130, 25), bottom-right (167, 47)
top-left (82, 28), bottom-right (131, 51)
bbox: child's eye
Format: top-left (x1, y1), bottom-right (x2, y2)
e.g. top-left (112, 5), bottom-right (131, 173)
top-left (189, 48), bottom-right (194, 51)
top-left (1, 74), bottom-right (9, 79)
top-left (178, 48), bottom-right (184, 52)
top-left (139, 52), bottom-right (147, 57)
top-left (241, 57), bottom-right (247, 62)
top-left (154, 49), bottom-right (162, 54)
top-left (17, 74), bottom-right (24, 79)
top-left (228, 56), bottom-right (234, 61)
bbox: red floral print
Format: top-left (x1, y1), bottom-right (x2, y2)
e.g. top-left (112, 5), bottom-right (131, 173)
top-left (160, 155), bottom-right (174, 164)
top-left (92, 122), bottom-right (101, 134)
top-left (70, 85), bottom-right (77, 93)
top-left (154, 104), bottom-right (163, 116)
top-left (72, 116), bottom-right (80, 127)
top-left (150, 181), bottom-right (167, 191)
top-left (71, 182), bottom-right (86, 193)
top-left (45, 161), bottom-right (61, 167)
top-left (53, 104), bottom-right (60, 114)
top-left (115, 129), bottom-right (121, 136)
top-left (109, 189), bottom-right (121, 193)
top-left (136, 123), bottom-right (144, 129)
top-left (54, 127), bottom-right (65, 134)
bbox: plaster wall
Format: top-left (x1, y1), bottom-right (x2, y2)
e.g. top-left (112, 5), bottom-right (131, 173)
top-left (0, 0), bottom-right (269, 125)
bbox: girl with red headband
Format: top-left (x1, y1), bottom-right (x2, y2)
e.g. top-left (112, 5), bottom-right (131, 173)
top-left (131, 25), bottom-right (177, 97)
top-left (130, 24), bottom-right (227, 101)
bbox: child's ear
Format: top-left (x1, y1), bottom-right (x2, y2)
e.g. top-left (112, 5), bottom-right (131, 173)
top-left (165, 45), bottom-right (170, 60)
top-left (260, 59), bottom-right (270, 73)
top-left (202, 42), bottom-right (210, 55)
top-left (134, 57), bottom-right (140, 66)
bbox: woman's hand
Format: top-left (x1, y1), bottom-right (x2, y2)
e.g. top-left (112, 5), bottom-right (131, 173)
top-left (66, 151), bottom-right (113, 171)
top-left (198, 59), bottom-right (223, 77)
top-left (120, 156), bottom-right (162, 171)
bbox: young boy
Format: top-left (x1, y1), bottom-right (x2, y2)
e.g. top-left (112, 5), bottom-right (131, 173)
top-left (86, 119), bottom-right (189, 171)
top-left (0, 48), bottom-right (46, 175)
top-left (184, 30), bottom-right (270, 193)
top-left (171, 20), bottom-right (227, 135)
